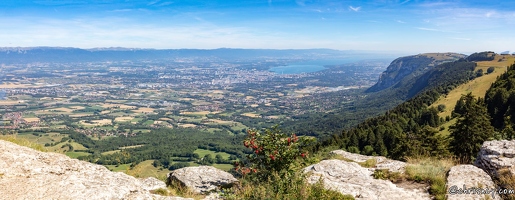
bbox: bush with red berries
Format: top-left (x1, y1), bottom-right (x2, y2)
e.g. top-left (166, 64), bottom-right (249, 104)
top-left (234, 126), bottom-right (315, 178)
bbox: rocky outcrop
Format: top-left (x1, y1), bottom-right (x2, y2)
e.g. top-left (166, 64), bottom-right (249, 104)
top-left (0, 140), bottom-right (188, 200)
top-left (303, 159), bottom-right (430, 199)
top-left (330, 150), bottom-right (406, 173)
top-left (168, 166), bottom-right (238, 194)
top-left (140, 176), bottom-right (169, 191)
top-left (475, 140), bottom-right (515, 177)
top-left (446, 165), bottom-right (501, 200)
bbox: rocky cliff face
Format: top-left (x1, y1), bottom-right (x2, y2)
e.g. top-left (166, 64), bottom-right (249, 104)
top-left (0, 140), bottom-right (188, 200)
top-left (366, 53), bottom-right (465, 92)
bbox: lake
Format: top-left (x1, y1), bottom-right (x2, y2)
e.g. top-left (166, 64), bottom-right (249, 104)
top-left (269, 64), bottom-right (326, 74)
top-left (269, 59), bottom-right (358, 74)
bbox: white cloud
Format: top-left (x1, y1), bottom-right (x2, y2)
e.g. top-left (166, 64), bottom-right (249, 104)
top-left (417, 27), bottom-right (438, 31)
top-left (485, 11), bottom-right (496, 18)
top-left (147, 0), bottom-right (160, 6)
top-left (0, 17), bottom-right (340, 49)
top-left (416, 27), bottom-right (458, 33)
top-left (349, 6), bottom-right (361, 12)
top-left (450, 37), bottom-right (471, 41)
top-left (400, 0), bottom-right (410, 5)
top-left (396, 20), bottom-right (406, 23)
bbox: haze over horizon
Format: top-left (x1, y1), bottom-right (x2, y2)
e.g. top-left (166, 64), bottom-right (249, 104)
top-left (1, 0), bottom-right (514, 54)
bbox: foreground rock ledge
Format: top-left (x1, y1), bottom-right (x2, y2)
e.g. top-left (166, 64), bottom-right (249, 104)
top-left (168, 166), bottom-right (238, 194)
top-left (0, 140), bottom-right (188, 200)
top-left (330, 150), bottom-right (407, 173)
top-left (303, 159), bottom-right (430, 200)
top-left (446, 165), bottom-right (501, 200)
top-left (475, 140), bottom-right (515, 177)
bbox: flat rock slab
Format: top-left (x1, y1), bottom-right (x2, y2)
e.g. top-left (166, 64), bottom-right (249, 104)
top-left (0, 140), bottom-right (188, 200)
top-left (446, 165), bottom-right (501, 200)
top-left (331, 150), bottom-right (407, 173)
top-left (303, 159), bottom-right (430, 200)
top-left (168, 166), bottom-right (238, 194)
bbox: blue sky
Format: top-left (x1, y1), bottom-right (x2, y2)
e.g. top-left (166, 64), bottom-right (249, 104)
top-left (1, 0), bottom-right (514, 53)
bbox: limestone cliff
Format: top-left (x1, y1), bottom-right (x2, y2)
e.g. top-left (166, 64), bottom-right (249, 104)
top-left (366, 53), bottom-right (465, 92)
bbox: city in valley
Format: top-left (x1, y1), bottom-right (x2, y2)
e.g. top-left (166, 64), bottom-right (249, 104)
top-left (1, 57), bottom-right (386, 136)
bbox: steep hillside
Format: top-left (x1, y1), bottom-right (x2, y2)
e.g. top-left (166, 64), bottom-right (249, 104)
top-left (366, 53), bottom-right (465, 92)
top-left (285, 53), bottom-right (472, 138)
top-left (431, 54), bottom-right (514, 118)
top-left (430, 54), bottom-right (515, 135)
top-left (313, 55), bottom-right (483, 159)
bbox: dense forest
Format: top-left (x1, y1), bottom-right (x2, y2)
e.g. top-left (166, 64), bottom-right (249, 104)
top-left (485, 63), bottom-right (515, 139)
top-left (64, 128), bottom-right (248, 167)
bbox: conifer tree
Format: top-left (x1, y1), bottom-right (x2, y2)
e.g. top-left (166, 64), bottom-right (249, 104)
top-left (449, 93), bottom-right (495, 163)
top-left (502, 116), bottom-right (515, 140)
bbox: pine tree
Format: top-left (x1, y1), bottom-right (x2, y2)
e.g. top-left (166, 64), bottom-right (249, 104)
top-left (449, 93), bottom-right (495, 163)
top-left (452, 97), bottom-right (466, 118)
top-left (419, 126), bottom-right (450, 157)
top-left (503, 116), bottom-right (515, 140)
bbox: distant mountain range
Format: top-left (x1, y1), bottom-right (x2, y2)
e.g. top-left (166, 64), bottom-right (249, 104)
top-left (0, 47), bottom-right (399, 63)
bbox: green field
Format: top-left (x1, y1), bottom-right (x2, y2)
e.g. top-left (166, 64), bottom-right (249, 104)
top-left (65, 151), bottom-right (91, 158)
top-left (127, 160), bottom-right (170, 178)
top-left (143, 120), bottom-right (154, 125)
top-left (194, 148), bottom-right (232, 160)
top-left (212, 164), bottom-right (234, 171)
top-left (106, 163), bottom-right (131, 171)
top-left (101, 150), bottom-right (121, 155)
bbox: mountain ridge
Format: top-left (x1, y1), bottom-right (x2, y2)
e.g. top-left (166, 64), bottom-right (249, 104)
top-left (366, 53), bottom-right (466, 93)
top-left (0, 47), bottom-right (398, 63)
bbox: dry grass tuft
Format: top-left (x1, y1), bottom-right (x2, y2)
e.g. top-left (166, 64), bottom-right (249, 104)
top-left (405, 157), bottom-right (456, 200)
top-left (496, 168), bottom-right (515, 200)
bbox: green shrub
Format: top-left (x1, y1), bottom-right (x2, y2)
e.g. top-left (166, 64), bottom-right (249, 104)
top-left (487, 67), bottom-right (495, 74)
top-left (235, 126), bottom-right (315, 179)
top-left (226, 126), bottom-right (352, 199)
